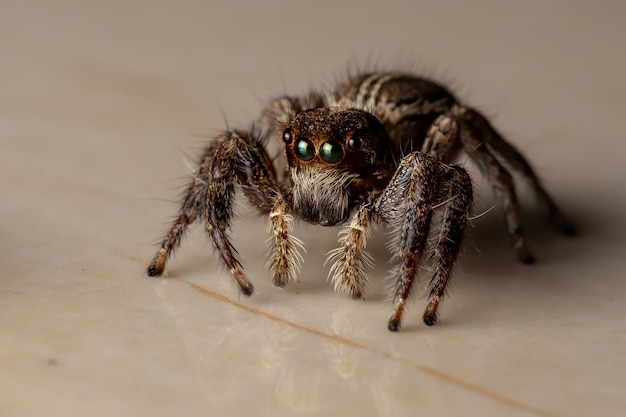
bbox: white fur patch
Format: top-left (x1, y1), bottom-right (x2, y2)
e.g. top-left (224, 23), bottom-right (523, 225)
top-left (291, 167), bottom-right (358, 225)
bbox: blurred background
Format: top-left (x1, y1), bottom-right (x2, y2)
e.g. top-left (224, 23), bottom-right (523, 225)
top-left (2, 1), bottom-right (625, 416)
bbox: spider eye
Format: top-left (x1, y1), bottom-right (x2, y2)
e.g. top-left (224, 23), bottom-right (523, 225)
top-left (295, 138), bottom-right (315, 161)
top-left (347, 137), bottom-right (361, 151)
top-left (320, 140), bottom-right (344, 163)
top-left (282, 131), bottom-right (293, 144)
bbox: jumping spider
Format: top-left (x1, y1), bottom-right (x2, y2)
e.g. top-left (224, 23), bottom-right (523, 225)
top-left (148, 72), bottom-right (576, 331)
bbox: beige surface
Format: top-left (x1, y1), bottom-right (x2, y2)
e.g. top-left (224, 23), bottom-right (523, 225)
top-left (2, 1), bottom-right (626, 416)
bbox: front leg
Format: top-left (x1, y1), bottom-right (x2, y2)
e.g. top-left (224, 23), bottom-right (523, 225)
top-left (267, 198), bottom-right (304, 288)
top-left (147, 138), bottom-right (223, 277)
top-left (326, 205), bottom-right (373, 299)
top-left (376, 152), bottom-right (442, 331)
top-left (422, 166), bottom-right (473, 326)
top-left (148, 129), bottom-right (302, 295)
top-left (227, 131), bottom-right (304, 289)
top-left (376, 153), bottom-right (473, 331)
top-left (204, 132), bottom-right (254, 295)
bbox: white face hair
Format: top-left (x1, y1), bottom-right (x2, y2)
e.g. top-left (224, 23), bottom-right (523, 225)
top-left (290, 166), bottom-right (359, 226)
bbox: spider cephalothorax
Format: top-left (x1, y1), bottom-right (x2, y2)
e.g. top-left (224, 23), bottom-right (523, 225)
top-left (147, 71), bottom-right (576, 331)
top-left (284, 108), bottom-right (394, 226)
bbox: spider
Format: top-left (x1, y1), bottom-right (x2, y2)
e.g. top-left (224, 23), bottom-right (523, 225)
top-left (147, 71), bottom-right (576, 331)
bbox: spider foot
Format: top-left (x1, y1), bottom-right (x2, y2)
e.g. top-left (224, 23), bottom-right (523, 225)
top-left (551, 211), bottom-right (578, 237)
top-left (513, 236), bottom-right (535, 264)
top-left (388, 319), bottom-right (401, 332)
top-left (271, 278), bottom-right (287, 289)
top-left (146, 264), bottom-right (163, 277)
top-left (326, 252), bottom-right (369, 299)
top-left (240, 284), bottom-right (254, 297)
top-left (350, 291), bottom-right (364, 300)
top-left (268, 251), bottom-right (302, 289)
top-left (232, 268), bottom-right (254, 296)
top-left (423, 296), bottom-right (440, 326)
top-left (387, 297), bottom-right (406, 332)
top-left (518, 252), bottom-right (536, 265)
top-left (147, 248), bottom-right (168, 276)
top-left (423, 314), bottom-right (437, 327)
top-left (270, 268), bottom-right (298, 289)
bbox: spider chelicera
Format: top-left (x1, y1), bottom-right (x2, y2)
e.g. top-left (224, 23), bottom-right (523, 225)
top-left (147, 72), bottom-right (576, 331)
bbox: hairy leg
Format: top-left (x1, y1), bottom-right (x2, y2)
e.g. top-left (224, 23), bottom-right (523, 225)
top-left (204, 132), bottom-right (253, 294)
top-left (148, 129), bottom-right (302, 294)
top-left (421, 113), bottom-right (462, 164)
top-left (423, 166), bottom-right (473, 325)
top-left (253, 94), bottom-right (326, 183)
top-left (326, 205), bottom-right (373, 298)
top-left (206, 130), bottom-right (303, 294)
top-left (462, 107), bottom-right (576, 236)
top-left (267, 198), bottom-right (303, 288)
top-left (376, 152), bottom-right (441, 331)
top-left (147, 140), bottom-right (220, 277)
top-left (456, 106), bottom-right (535, 263)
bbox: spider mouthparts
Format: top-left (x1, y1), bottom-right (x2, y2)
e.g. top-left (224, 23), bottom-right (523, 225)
top-left (300, 210), bottom-right (347, 226)
top-left (318, 217), bottom-right (334, 227)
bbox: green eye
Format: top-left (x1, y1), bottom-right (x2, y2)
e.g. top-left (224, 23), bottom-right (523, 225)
top-left (320, 140), bottom-right (344, 163)
top-left (295, 139), bottom-right (315, 161)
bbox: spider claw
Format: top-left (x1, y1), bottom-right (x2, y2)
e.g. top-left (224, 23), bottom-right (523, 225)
top-left (350, 291), bottom-right (364, 300)
top-left (515, 244), bottom-right (536, 264)
top-left (513, 237), bottom-right (535, 265)
top-left (551, 212), bottom-right (578, 237)
top-left (240, 283), bottom-right (254, 297)
top-left (423, 314), bottom-right (437, 326)
top-left (561, 225), bottom-right (578, 237)
top-left (146, 264), bottom-right (163, 277)
top-left (388, 319), bottom-right (401, 332)
top-left (231, 268), bottom-right (255, 296)
top-left (271, 278), bottom-right (287, 288)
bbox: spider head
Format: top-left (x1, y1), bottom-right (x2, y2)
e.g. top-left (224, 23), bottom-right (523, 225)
top-left (282, 108), bottom-right (391, 226)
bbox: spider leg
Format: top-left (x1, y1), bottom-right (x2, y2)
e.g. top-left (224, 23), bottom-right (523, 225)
top-left (255, 96), bottom-right (303, 137)
top-left (255, 93), bottom-right (326, 134)
top-left (326, 205), bottom-right (373, 299)
top-left (147, 132), bottom-right (254, 293)
top-left (407, 114), bottom-right (473, 326)
top-left (423, 166), bottom-right (473, 325)
top-left (265, 197), bottom-right (303, 289)
top-left (207, 130), bottom-right (303, 293)
top-left (455, 106), bottom-right (535, 264)
top-left (204, 132), bottom-right (254, 294)
top-left (148, 130), bottom-right (302, 295)
top-left (253, 94), bottom-right (326, 182)
top-left (421, 113), bottom-right (462, 164)
top-left (147, 140), bottom-right (218, 277)
top-left (460, 107), bottom-right (577, 236)
top-left (376, 152), bottom-right (441, 331)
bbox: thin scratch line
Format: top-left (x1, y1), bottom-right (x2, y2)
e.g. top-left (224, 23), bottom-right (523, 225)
top-left (180, 277), bottom-right (563, 417)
